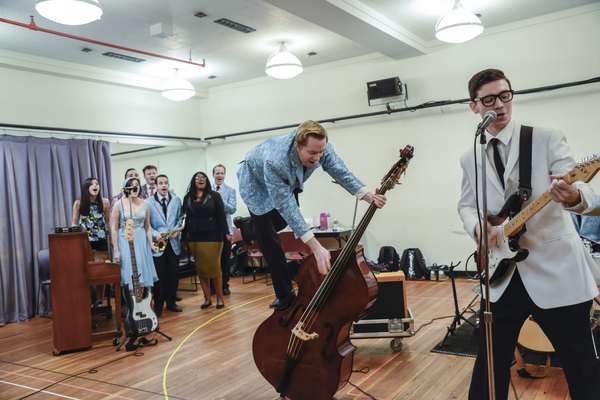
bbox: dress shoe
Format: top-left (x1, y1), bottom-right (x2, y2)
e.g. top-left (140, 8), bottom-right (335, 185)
top-left (216, 302), bottom-right (225, 309)
top-left (166, 304), bottom-right (182, 312)
top-left (269, 290), bottom-right (297, 311)
top-left (176, 296), bottom-right (182, 302)
top-left (223, 288), bottom-right (231, 296)
top-left (200, 301), bottom-right (212, 309)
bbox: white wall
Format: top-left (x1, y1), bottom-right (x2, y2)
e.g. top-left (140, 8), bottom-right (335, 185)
top-left (201, 8), bottom-right (600, 266)
top-left (1, 7), bottom-right (598, 268)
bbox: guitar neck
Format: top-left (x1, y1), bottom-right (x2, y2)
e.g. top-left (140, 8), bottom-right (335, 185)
top-left (127, 240), bottom-right (143, 303)
top-left (504, 190), bottom-right (552, 237)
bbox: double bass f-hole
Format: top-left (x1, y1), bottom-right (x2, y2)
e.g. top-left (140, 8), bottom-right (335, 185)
top-left (320, 323), bottom-right (334, 362)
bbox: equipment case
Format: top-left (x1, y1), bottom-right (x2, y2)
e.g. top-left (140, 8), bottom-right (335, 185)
top-left (350, 271), bottom-right (415, 351)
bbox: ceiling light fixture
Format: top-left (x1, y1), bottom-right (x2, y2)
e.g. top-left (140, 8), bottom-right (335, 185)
top-left (35, 0), bottom-right (103, 26)
top-left (265, 42), bottom-right (303, 80)
top-left (435, 0), bottom-right (483, 44)
top-left (161, 69), bottom-right (195, 101)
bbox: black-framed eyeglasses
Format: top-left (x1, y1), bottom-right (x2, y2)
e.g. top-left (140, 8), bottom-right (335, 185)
top-left (474, 90), bottom-right (514, 107)
top-left (195, 176), bottom-right (207, 182)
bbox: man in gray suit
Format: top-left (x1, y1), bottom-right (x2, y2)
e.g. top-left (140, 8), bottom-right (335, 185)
top-left (458, 68), bottom-right (600, 400)
top-left (237, 120), bottom-right (386, 310)
top-left (148, 174), bottom-right (184, 316)
top-left (212, 164), bottom-right (236, 295)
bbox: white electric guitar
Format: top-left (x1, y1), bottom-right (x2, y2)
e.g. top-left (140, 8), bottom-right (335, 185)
top-left (478, 154), bottom-right (600, 285)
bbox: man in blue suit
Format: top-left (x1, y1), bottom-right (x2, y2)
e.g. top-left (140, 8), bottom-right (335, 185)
top-left (212, 164), bottom-right (237, 295)
top-left (572, 194), bottom-right (600, 252)
top-left (237, 120), bottom-right (386, 310)
top-left (148, 174), bottom-right (185, 317)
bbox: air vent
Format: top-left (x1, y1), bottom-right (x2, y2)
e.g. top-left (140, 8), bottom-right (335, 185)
top-left (213, 18), bottom-right (255, 34)
top-left (103, 52), bottom-right (146, 63)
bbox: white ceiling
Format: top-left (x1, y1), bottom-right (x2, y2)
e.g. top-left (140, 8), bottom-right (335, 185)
top-left (0, 0), bottom-right (598, 92)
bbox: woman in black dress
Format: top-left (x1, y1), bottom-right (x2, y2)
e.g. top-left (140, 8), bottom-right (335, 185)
top-left (182, 172), bottom-right (230, 309)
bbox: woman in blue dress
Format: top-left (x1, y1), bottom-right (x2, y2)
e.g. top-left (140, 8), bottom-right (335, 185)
top-left (109, 177), bottom-right (159, 292)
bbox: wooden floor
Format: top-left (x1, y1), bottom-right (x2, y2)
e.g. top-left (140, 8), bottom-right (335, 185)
top-left (0, 275), bottom-right (574, 400)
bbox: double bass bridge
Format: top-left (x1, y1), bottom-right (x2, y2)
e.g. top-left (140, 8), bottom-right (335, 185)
top-left (292, 321), bottom-right (319, 341)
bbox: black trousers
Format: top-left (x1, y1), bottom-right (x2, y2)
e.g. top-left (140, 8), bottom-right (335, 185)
top-left (220, 237), bottom-right (232, 289)
top-left (152, 241), bottom-right (180, 310)
top-left (251, 209), bottom-right (292, 299)
top-left (469, 268), bottom-right (600, 400)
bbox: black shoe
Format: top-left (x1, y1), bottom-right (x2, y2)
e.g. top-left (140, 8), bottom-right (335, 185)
top-left (201, 301), bottom-right (212, 309)
top-left (223, 288), bottom-right (231, 296)
top-left (269, 290), bottom-right (296, 311)
top-left (167, 304), bottom-right (182, 312)
top-left (216, 302), bottom-right (225, 309)
top-left (176, 296), bottom-right (182, 301)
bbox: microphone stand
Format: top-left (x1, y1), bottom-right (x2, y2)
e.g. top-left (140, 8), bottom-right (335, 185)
top-left (477, 123), bottom-right (496, 400)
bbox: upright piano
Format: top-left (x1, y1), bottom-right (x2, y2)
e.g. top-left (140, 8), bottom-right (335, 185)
top-left (48, 231), bottom-right (122, 355)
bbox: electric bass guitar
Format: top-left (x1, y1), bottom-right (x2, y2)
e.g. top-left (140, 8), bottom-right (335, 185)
top-left (478, 154), bottom-right (600, 285)
top-left (124, 219), bottom-right (158, 336)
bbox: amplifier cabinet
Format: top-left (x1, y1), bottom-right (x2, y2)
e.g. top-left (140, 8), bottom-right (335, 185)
top-left (350, 271), bottom-right (415, 351)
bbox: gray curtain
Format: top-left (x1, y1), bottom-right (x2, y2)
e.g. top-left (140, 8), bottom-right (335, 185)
top-left (0, 135), bottom-right (112, 326)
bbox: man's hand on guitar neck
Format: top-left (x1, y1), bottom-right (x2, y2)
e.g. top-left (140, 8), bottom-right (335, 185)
top-left (474, 221), bottom-right (498, 248)
top-left (549, 174), bottom-right (581, 207)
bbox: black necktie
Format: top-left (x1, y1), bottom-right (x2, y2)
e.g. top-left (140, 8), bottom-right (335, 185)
top-left (491, 138), bottom-right (505, 189)
top-left (161, 198), bottom-right (168, 217)
top-left (216, 185), bottom-right (220, 191)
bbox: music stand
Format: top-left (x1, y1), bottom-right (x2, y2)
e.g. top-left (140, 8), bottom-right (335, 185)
top-left (437, 261), bottom-right (480, 348)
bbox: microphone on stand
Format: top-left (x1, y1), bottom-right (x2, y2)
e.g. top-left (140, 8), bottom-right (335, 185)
top-left (477, 111), bottom-right (497, 134)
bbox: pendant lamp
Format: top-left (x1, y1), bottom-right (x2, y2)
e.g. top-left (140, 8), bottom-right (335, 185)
top-left (35, 0), bottom-right (103, 26)
top-left (435, 0), bottom-right (483, 44)
top-left (265, 42), bottom-right (303, 80)
top-left (161, 69), bottom-right (195, 101)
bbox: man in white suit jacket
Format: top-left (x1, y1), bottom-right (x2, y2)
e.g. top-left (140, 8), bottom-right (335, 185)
top-left (458, 69), bottom-right (600, 400)
top-left (148, 174), bottom-right (185, 317)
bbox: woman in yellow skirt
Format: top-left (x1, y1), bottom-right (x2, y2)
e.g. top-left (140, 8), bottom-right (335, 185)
top-left (182, 172), bottom-right (231, 309)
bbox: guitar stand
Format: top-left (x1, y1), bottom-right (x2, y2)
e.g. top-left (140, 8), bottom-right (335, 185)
top-left (116, 327), bottom-right (172, 352)
top-left (438, 262), bottom-right (480, 349)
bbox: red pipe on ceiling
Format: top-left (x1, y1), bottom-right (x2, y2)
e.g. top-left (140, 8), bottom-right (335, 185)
top-left (0, 17), bottom-right (205, 68)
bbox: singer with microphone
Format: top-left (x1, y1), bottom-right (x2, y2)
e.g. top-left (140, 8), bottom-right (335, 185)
top-left (458, 69), bottom-right (600, 400)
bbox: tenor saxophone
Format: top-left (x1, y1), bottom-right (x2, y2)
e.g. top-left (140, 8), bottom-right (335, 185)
top-left (154, 215), bottom-right (186, 251)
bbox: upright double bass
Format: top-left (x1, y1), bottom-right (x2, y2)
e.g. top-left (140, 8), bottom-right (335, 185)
top-left (252, 146), bottom-right (414, 400)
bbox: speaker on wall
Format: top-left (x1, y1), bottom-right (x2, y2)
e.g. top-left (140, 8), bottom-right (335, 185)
top-left (367, 77), bottom-right (402, 100)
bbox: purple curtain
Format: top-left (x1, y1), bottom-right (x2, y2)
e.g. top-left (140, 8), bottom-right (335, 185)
top-left (0, 136), bottom-right (112, 326)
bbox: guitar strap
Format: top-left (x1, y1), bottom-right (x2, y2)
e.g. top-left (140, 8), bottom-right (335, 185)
top-left (518, 125), bottom-right (533, 202)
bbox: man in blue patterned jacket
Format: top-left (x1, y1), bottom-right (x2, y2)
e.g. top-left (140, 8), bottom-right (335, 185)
top-left (237, 120), bottom-right (386, 310)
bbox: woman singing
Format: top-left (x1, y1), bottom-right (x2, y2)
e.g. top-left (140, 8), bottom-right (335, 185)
top-left (109, 177), bottom-right (159, 293)
top-left (72, 177), bottom-right (111, 306)
top-left (182, 172), bottom-right (230, 309)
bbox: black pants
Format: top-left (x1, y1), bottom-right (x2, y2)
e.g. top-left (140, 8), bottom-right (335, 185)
top-left (469, 268), bottom-right (600, 400)
top-left (152, 241), bottom-right (180, 310)
top-left (220, 237), bottom-right (232, 289)
top-left (251, 209), bottom-right (292, 299)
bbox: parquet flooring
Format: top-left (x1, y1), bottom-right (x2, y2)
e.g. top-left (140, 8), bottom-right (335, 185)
top-left (0, 275), bottom-right (573, 399)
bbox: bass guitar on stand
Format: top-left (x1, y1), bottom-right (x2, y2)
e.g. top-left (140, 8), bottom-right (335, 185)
top-left (116, 219), bottom-right (163, 351)
top-left (478, 154), bottom-right (600, 285)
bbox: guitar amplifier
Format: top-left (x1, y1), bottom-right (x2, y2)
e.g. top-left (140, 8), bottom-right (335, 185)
top-left (350, 271), bottom-right (414, 349)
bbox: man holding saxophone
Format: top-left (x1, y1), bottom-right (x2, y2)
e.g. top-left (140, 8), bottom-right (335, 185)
top-left (149, 174), bottom-right (185, 316)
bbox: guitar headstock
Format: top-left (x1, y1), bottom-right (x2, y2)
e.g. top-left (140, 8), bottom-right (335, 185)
top-left (382, 145), bottom-right (414, 190)
top-left (567, 154), bottom-right (600, 184)
top-left (125, 219), bottom-right (135, 242)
